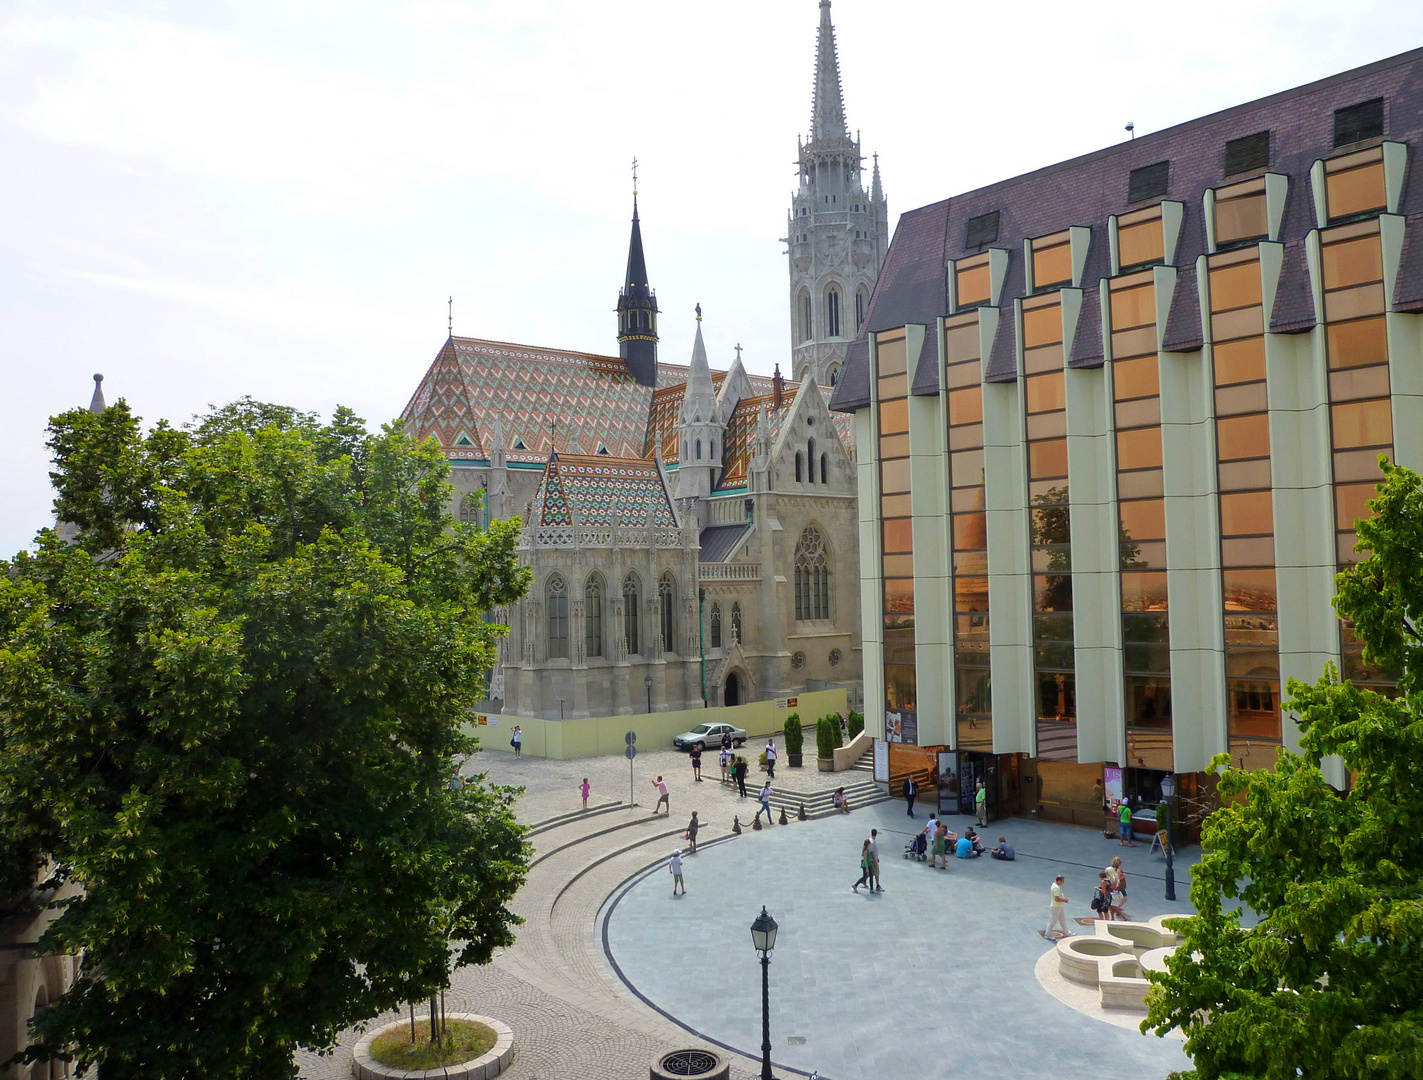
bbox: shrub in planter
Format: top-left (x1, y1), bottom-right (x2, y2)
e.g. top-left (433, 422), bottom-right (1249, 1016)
top-left (848, 711), bottom-right (865, 740)
top-left (825, 714), bottom-right (844, 752)
top-left (816, 716), bottom-right (838, 761)
top-left (783, 713), bottom-right (804, 766)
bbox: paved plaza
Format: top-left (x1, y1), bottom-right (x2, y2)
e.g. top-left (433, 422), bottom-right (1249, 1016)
top-left (603, 798), bottom-right (1202, 1080)
top-left (299, 747), bottom-right (1209, 1080)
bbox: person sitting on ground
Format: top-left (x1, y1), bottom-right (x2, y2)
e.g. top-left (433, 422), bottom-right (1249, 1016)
top-left (955, 833), bottom-right (979, 859)
top-left (832, 787), bottom-right (851, 813)
top-left (990, 835), bottom-right (1015, 860)
top-left (963, 826), bottom-right (986, 854)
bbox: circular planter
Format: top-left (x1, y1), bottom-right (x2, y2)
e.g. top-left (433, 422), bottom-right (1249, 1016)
top-left (817, 757), bottom-right (834, 772)
top-left (351, 1012), bottom-right (513, 1080)
top-left (650, 1047), bottom-right (731, 1080)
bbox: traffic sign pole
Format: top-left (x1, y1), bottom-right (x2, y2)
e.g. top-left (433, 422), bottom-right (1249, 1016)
top-left (625, 731), bottom-right (638, 807)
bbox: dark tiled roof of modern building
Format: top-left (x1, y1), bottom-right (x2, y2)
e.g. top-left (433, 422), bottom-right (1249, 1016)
top-left (1270, 242), bottom-right (1318, 333)
top-left (830, 46), bottom-right (1423, 412)
top-left (1162, 267), bottom-right (1203, 353)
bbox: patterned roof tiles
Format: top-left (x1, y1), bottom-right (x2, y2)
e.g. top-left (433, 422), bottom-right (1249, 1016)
top-left (530, 454), bottom-right (678, 531)
top-left (717, 394), bottom-right (787, 490)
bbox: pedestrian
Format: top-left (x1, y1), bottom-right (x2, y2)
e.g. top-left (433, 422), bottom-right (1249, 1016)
top-left (852, 839), bottom-right (873, 893)
top-left (756, 781), bottom-right (774, 825)
top-left (925, 811), bottom-right (939, 846)
top-left (1092, 871), bottom-right (1113, 921)
top-left (686, 810), bottom-right (700, 854)
top-left (690, 745), bottom-right (703, 782)
top-left (1107, 856), bottom-right (1129, 919)
top-left (511, 725), bottom-right (522, 758)
top-left (719, 744), bottom-right (731, 784)
top-left (990, 835), bottom-right (1015, 861)
top-left (449, 766), bottom-right (464, 791)
top-left (869, 829), bottom-right (883, 892)
top-left (1118, 800), bottom-right (1135, 847)
top-left (579, 777), bottom-right (591, 810)
top-left (931, 822), bottom-right (948, 869)
top-left (721, 731), bottom-right (733, 753)
top-left (735, 756), bottom-right (749, 799)
top-left (669, 849), bottom-right (685, 895)
top-left (764, 739), bottom-right (777, 780)
top-left (904, 774), bottom-right (919, 818)
top-left (651, 775), bottom-right (670, 815)
top-left (1046, 874), bottom-right (1072, 938)
top-left (975, 780), bottom-right (987, 826)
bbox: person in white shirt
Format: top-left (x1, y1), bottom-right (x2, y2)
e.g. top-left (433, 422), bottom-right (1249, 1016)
top-left (764, 740), bottom-right (777, 779)
top-left (1046, 875), bottom-right (1071, 938)
top-left (719, 746), bottom-right (732, 784)
top-left (868, 829), bottom-right (883, 892)
top-left (669, 850), bottom-right (685, 895)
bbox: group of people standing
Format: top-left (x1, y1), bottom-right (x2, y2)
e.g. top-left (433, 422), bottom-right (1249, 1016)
top-left (1046, 857), bottom-right (1132, 938)
top-left (852, 829), bottom-right (884, 893)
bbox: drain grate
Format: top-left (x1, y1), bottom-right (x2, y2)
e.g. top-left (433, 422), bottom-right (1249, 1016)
top-left (660, 1049), bottom-right (719, 1075)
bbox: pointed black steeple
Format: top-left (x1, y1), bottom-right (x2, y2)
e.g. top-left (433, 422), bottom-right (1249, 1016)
top-left (616, 190), bottom-right (659, 387)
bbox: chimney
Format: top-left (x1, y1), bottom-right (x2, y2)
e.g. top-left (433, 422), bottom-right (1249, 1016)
top-left (772, 364), bottom-right (784, 408)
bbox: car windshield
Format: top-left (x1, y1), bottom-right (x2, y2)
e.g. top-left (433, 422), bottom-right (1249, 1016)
top-left (690, 725), bottom-right (713, 735)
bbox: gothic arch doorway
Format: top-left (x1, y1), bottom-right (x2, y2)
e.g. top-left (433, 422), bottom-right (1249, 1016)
top-left (724, 671), bottom-right (741, 707)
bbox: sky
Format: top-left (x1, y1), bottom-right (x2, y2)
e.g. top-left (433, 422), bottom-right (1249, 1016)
top-left (3, 0), bottom-right (1421, 556)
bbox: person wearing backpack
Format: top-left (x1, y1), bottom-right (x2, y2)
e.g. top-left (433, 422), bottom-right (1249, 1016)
top-left (1092, 871), bottom-right (1113, 921)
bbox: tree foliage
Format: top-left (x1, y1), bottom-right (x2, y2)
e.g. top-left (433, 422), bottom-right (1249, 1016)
top-left (1143, 460), bottom-right (1423, 1080)
top-left (0, 398), bottom-right (532, 1079)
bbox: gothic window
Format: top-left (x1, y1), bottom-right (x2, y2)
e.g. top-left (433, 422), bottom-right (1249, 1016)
top-left (855, 287), bottom-right (867, 331)
top-left (731, 601), bottom-right (743, 645)
top-left (659, 573), bottom-right (676, 654)
top-left (800, 291), bottom-right (813, 343)
top-left (821, 452), bottom-right (829, 484)
top-left (710, 602), bottom-right (722, 649)
top-left (585, 575), bottom-right (603, 659)
top-left (795, 452), bottom-right (803, 483)
top-left (710, 440), bottom-right (716, 459)
top-left (829, 364), bottom-right (840, 387)
top-left (547, 576), bottom-right (569, 659)
top-left (623, 573), bottom-right (640, 655)
top-left (825, 286), bottom-right (842, 338)
top-left (459, 491), bottom-right (484, 526)
top-left (696, 439), bottom-right (702, 460)
top-left (794, 526), bottom-right (830, 621)
top-left (807, 438), bottom-right (816, 484)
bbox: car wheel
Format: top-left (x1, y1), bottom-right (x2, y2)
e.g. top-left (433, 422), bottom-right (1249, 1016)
top-left (697, 741), bottom-right (707, 752)
top-left (734, 738), bottom-right (745, 748)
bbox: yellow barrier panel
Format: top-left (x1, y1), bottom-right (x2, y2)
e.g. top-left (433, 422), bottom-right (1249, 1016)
top-left (463, 688), bottom-right (849, 760)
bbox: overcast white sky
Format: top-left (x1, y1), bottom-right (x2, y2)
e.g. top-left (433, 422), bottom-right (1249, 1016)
top-left (3, 0), bottom-right (1420, 555)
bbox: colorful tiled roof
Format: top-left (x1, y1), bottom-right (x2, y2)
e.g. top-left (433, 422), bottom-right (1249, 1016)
top-left (643, 372), bottom-right (729, 458)
top-left (530, 453), bottom-right (678, 531)
top-left (402, 337), bottom-right (656, 463)
top-left (717, 394), bottom-right (790, 489)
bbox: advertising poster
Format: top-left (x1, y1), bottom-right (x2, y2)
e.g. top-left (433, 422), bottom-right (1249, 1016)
top-left (1104, 766), bottom-right (1123, 807)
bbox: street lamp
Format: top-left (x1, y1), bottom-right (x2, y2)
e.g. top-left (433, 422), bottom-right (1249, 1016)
top-left (749, 906), bottom-right (779, 1080)
top-left (645, 674), bottom-right (653, 715)
top-left (1159, 773), bottom-right (1176, 902)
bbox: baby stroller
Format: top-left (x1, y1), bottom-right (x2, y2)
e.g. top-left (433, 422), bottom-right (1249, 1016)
top-left (904, 831), bottom-right (928, 861)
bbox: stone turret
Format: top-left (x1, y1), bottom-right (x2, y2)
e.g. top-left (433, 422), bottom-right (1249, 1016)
top-left (676, 305), bottom-right (723, 501)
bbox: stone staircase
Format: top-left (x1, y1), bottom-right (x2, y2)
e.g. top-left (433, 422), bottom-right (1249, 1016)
top-left (747, 777), bottom-right (887, 821)
top-left (848, 744), bottom-right (874, 773)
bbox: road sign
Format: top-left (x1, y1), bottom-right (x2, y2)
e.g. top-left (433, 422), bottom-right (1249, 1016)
top-left (625, 730), bottom-right (637, 746)
top-left (625, 745), bottom-right (637, 760)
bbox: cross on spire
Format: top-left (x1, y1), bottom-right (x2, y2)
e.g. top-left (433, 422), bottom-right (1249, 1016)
top-left (632, 156), bottom-right (639, 195)
top-left (734, 343), bottom-right (742, 363)
top-left (448, 295), bottom-right (453, 336)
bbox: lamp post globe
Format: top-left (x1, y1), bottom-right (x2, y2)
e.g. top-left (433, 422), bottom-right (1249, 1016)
top-left (750, 906), bottom-right (778, 1080)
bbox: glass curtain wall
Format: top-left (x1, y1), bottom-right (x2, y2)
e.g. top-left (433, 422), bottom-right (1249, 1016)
top-left (877, 329), bottom-right (917, 738)
top-left (1022, 294), bottom-right (1076, 760)
top-left (944, 313), bottom-right (992, 750)
top-left (1208, 247), bottom-right (1281, 767)
top-left (1110, 272), bottom-right (1173, 770)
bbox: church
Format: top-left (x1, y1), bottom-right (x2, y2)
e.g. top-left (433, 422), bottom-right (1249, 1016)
top-left (399, 1), bottom-right (888, 719)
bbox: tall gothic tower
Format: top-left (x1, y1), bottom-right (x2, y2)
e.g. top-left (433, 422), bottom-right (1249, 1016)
top-left (786, 0), bottom-right (888, 387)
top-left (617, 192), bottom-right (659, 387)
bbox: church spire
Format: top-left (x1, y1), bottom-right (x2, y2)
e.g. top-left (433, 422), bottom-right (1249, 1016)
top-left (809, 0), bottom-right (848, 144)
top-left (616, 167), bottom-right (659, 387)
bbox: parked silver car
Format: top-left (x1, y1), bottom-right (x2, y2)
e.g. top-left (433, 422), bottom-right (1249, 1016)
top-left (672, 723), bottom-right (747, 752)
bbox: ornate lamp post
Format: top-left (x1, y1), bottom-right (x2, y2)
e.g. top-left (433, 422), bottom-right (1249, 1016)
top-left (1160, 773), bottom-right (1176, 902)
top-left (749, 906), bottom-right (779, 1080)
top-left (645, 674), bottom-right (653, 715)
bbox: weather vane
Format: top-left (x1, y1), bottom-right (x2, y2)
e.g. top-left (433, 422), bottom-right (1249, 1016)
top-left (695, 302), bottom-right (702, 322)
top-left (632, 156), bottom-right (638, 195)
top-left (447, 296), bottom-right (453, 336)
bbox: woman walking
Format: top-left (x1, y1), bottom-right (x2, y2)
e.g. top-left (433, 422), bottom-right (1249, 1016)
top-left (1093, 871), bottom-right (1113, 921)
top-left (932, 822), bottom-right (949, 869)
top-left (686, 810), bottom-right (700, 854)
top-left (1108, 857), bottom-right (1129, 920)
top-left (852, 839), bottom-right (873, 893)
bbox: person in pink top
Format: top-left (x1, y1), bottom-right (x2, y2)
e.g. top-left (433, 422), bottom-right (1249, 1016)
top-left (651, 775), bottom-right (670, 815)
top-left (579, 778), bottom-right (591, 810)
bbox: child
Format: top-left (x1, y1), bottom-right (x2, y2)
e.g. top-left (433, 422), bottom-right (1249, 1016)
top-left (669, 849), bottom-right (685, 895)
top-left (579, 777), bottom-right (591, 810)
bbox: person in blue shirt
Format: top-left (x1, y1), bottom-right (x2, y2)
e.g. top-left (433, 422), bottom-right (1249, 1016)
top-left (990, 836), bottom-right (1015, 861)
top-left (955, 835), bottom-right (979, 858)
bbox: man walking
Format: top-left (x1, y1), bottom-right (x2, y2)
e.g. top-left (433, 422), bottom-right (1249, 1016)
top-left (690, 745), bottom-right (703, 782)
top-left (1046, 874), bottom-right (1071, 938)
top-left (904, 774), bottom-right (919, 818)
top-left (975, 780), bottom-right (987, 826)
top-left (868, 829), bottom-right (883, 892)
top-left (756, 781), bottom-right (774, 825)
top-left (764, 739), bottom-right (777, 780)
top-left (719, 744), bottom-right (731, 784)
top-left (735, 756), bottom-right (749, 798)
top-left (651, 775), bottom-right (671, 815)
top-left (669, 849), bottom-right (685, 895)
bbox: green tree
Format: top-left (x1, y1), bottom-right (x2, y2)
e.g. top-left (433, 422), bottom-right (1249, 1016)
top-left (1143, 460), bottom-right (1423, 1079)
top-left (0, 399), bottom-right (532, 1080)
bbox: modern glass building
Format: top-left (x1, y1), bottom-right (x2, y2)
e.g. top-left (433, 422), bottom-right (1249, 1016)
top-left (829, 48), bottom-right (1423, 824)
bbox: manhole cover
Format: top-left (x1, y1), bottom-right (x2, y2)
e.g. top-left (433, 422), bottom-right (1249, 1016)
top-left (660, 1049), bottom-right (718, 1075)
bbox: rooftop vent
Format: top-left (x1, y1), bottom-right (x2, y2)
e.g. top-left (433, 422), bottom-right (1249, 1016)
top-left (1334, 98), bottom-right (1384, 148)
top-left (965, 211), bottom-right (1000, 249)
top-left (1128, 161), bottom-right (1170, 204)
top-left (1224, 131), bottom-right (1271, 177)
